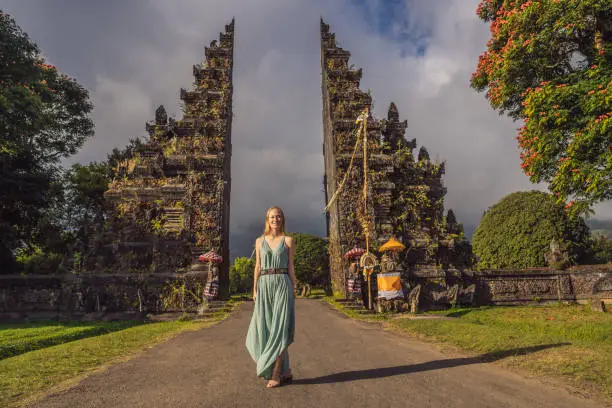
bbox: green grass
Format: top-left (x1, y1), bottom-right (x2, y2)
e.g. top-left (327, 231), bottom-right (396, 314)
top-left (0, 302), bottom-right (240, 408)
top-left (0, 320), bottom-right (143, 360)
top-left (324, 296), bottom-right (390, 322)
top-left (327, 299), bottom-right (612, 402)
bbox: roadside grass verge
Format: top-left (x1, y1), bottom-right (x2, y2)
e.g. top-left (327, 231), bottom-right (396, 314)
top-left (326, 298), bottom-right (612, 402)
top-left (0, 300), bottom-right (241, 408)
top-left (0, 320), bottom-right (143, 360)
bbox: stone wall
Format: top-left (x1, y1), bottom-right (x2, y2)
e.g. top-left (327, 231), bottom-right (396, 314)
top-left (0, 272), bottom-right (209, 321)
top-left (3, 265), bottom-right (610, 320)
top-left (409, 265), bottom-right (612, 309)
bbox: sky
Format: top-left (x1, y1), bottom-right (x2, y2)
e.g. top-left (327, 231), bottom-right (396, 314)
top-left (2, 0), bottom-right (611, 259)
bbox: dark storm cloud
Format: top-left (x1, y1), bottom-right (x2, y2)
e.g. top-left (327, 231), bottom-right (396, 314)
top-left (1, 0), bottom-right (173, 87)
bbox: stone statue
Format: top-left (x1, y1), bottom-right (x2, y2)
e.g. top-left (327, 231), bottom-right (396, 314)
top-left (347, 261), bottom-right (361, 300)
top-left (204, 263), bottom-right (220, 301)
top-left (380, 253), bottom-right (397, 273)
top-left (408, 284), bottom-right (421, 313)
top-left (544, 238), bottom-right (570, 269)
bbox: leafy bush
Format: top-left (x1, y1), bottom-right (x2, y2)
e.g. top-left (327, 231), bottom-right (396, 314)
top-left (587, 234), bottom-right (612, 264)
top-left (287, 232), bottom-right (329, 286)
top-left (229, 257), bottom-right (255, 294)
top-left (473, 190), bottom-right (591, 269)
top-left (16, 246), bottom-right (64, 275)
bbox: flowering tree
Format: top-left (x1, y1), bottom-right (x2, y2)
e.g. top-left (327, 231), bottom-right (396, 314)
top-left (0, 11), bottom-right (94, 270)
top-left (471, 0), bottom-right (611, 217)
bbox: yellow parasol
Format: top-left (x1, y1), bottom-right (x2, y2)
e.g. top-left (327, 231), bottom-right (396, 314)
top-left (378, 237), bottom-right (406, 252)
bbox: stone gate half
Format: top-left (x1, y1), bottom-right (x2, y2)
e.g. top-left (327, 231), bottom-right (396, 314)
top-left (92, 20), bottom-right (235, 296)
top-left (320, 19), bottom-right (472, 297)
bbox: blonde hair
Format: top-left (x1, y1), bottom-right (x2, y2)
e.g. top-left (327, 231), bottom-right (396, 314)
top-left (263, 206), bottom-right (286, 235)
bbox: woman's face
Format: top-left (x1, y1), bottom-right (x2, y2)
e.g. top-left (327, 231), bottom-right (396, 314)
top-left (268, 209), bottom-right (283, 230)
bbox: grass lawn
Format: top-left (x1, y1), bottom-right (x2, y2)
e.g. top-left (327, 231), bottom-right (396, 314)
top-left (0, 302), bottom-right (240, 408)
top-left (0, 320), bottom-right (143, 360)
top-left (327, 298), bottom-right (612, 403)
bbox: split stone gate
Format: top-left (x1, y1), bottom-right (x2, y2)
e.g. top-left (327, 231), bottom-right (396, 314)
top-left (0, 19), bottom-right (610, 319)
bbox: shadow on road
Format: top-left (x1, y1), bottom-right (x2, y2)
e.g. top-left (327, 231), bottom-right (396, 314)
top-left (292, 343), bottom-right (570, 385)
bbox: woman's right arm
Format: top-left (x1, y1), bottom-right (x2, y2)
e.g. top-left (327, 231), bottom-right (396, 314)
top-left (253, 237), bottom-right (261, 301)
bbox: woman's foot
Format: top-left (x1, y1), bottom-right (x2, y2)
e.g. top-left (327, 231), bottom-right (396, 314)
top-left (266, 378), bottom-right (281, 388)
top-left (266, 349), bottom-right (286, 388)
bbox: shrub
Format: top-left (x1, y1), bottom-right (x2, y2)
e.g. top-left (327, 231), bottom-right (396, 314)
top-left (287, 232), bottom-right (329, 286)
top-left (16, 246), bottom-right (64, 275)
top-left (473, 190), bottom-right (591, 269)
top-left (587, 234), bottom-right (612, 264)
top-left (229, 257), bottom-right (255, 294)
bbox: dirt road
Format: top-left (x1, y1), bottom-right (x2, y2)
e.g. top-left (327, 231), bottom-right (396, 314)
top-left (31, 299), bottom-right (604, 408)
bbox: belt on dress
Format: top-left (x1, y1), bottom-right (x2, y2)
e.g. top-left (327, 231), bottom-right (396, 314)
top-left (260, 268), bottom-right (288, 276)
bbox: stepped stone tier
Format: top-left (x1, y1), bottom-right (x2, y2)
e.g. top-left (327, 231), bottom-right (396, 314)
top-left (94, 20), bottom-right (235, 296)
top-left (320, 19), bottom-right (472, 297)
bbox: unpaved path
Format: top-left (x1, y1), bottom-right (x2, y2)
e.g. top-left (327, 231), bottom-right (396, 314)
top-left (31, 299), bottom-right (605, 408)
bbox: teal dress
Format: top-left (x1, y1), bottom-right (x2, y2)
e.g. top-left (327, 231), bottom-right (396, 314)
top-left (246, 236), bottom-right (295, 379)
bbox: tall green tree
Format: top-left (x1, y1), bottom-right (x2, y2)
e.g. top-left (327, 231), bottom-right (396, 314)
top-left (229, 257), bottom-right (255, 294)
top-left (287, 232), bottom-right (329, 286)
top-left (0, 11), bottom-right (94, 271)
top-left (32, 138), bottom-right (144, 274)
top-left (61, 162), bottom-right (109, 256)
top-left (471, 0), bottom-right (611, 217)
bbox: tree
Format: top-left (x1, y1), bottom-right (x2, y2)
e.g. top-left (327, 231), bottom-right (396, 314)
top-left (63, 162), bottom-right (110, 260)
top-left (471, 0), bottom-right (611, 217)
top-left (587, 233), bottom-right (612, 263)
top-left (229, 257), bottom-right (255, 294)
top-left (445, 209), bottom-right (464, 236)
top-left (287, 232), bottom-right (329, 286)
top-left (0, 11), bottom-right (94, 271)
top-left (472, 190), bottom-right (591, 269)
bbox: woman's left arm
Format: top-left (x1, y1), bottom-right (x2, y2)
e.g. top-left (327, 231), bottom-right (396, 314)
top-left (287, 236), bottom-right (297, 289)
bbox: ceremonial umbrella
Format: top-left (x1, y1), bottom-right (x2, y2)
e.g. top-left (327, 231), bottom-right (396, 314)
top-left (343, 247), bottom-right (366, 260)
top-left (199, 250), bottom-right (223, 263)
top-left (378, 237), bottom-right (406, 252)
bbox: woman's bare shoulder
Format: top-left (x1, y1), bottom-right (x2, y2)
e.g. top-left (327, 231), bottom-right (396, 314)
top-left (284, 235), bottom-right (293, 246)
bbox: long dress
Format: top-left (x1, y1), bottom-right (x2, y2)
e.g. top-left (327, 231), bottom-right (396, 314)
top-left (246, 236), bottom-right (295, 380)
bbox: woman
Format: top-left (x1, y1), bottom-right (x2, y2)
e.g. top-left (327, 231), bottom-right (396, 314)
top-left (246, 206), bottom-right (296, 388)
